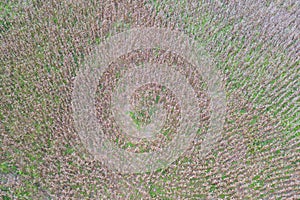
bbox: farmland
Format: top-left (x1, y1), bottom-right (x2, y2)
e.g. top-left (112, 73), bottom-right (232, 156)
top-left (1, 0), bottom-right (299, 199)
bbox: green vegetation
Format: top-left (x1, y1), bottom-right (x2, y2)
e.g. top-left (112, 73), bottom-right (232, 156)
top-left (1, 0), bottom-right (298, 199)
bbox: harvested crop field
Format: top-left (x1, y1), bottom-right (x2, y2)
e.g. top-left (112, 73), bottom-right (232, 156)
top-left (1, 0), bottom-right (299, 199)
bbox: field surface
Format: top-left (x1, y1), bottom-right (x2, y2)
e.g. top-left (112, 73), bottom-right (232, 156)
top-left (1, 0), bottom-right (299, 199)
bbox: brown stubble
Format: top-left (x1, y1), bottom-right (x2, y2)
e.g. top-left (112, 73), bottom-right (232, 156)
top-left (1, 0), bottom-right (158, 198)
top-left (1, 0), bottom-right (299, 199)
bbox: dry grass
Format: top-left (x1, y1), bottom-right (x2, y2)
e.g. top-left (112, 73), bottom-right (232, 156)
top-left (1, 0), bottom-right (299, 199)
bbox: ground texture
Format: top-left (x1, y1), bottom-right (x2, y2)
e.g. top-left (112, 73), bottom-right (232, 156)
top-left (1, 0), bottom-right (299, 199)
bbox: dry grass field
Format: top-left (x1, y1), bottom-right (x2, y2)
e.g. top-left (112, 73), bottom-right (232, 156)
top-left (1, 0), bottom-right (299, 199)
